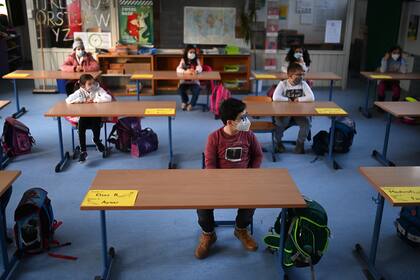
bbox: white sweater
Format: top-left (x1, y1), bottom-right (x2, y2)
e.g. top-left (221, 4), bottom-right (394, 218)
top-left (176, 58), bottom-right (203, 85)
top-left (272, 80), bottom-right (315, 102)
top-left (66, 85), bottom-right (112, 104)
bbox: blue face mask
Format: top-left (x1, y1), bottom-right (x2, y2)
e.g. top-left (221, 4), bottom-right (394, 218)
top-left (76, 50), bottom-right (85, 58)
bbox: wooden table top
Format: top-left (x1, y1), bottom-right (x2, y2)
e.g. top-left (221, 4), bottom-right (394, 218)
top-left (130, 71), bottom-right (221, 81)
top-left (252, 71), bottom-right (342, 81)
top-left (44, 101), bottom-right (177, 117)
top-left (80, 169), bottom-right (306, 210)
top-left (360, 71), bottom-right (420, 80)
top-left (2, 70), bottom-right (102, 80)
top-left (374, 102), bottom-right (420, 117)
top-left (245, 101), bottom-right (348, 117)
top-left (0, 100), bottom-right (11, 110)
top-left (0, 171), bottom-right (21, 197)
top-left (359, 167), bottom-right (420, 206)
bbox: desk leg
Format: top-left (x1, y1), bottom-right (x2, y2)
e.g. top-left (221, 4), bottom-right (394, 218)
top-left (327, 117), bottom-right (342, 170)
top-left (0, 141), bottom-right (11, 170)
top-left (0, 186), bottom-right (19, 280)
top-left (354, 194), bottom-right (385, 280)
top-left (168, 117), bottom-right (176, 169)
top-left (278, 209), bottom-right (289, 280)
top-left (11, 79), bottom-right (26, 119)
top-left (102, 123), bottom-right (110, 158)
top-left (136, 80), bottom-right (140, 101)
top-left (54, 117), bottom-right (70, 173)
top-left (255, 80), bottom-right (260, 96)
top-left (359, 79), bottom-right (372, 118)
top-left (372, 113), bottom-right (395, 166)
top-left (96, 210), bottom-right (115, 280)
top-left (328, 80), bottom-right (334, 101)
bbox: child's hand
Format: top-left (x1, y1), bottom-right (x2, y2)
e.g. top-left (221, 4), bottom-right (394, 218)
top-left (185, 69), bottom-right (195, 75)
top-left (76, 65), bottom-right (83, 72)
top-left (384, 53), bottom-right (390, 60)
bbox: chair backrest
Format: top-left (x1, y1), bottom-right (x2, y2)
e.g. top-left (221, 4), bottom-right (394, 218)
top-left (243, 96), bottom-right (272, 103)
top-left (201, 152), bottom-right (205, 169)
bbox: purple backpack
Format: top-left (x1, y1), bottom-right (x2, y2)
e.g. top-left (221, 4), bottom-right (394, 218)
top-left (2, 117), bottom-right (35, 157)
top-left (107, 117), bottom-right (141, 152)
top-left (131, 128), bottom-right (159, 157)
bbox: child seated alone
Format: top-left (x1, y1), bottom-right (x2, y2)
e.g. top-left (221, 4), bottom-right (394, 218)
top-left (65, 74), bottom-right (112, 163)
top-left (196, 98), bottom-right (263, 259)
top-left (272, 63), bottom-right (315, 154)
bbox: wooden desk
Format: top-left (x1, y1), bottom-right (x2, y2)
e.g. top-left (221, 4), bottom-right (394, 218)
top-left (0, 101), bottom-right (11, 169)
top-left (355, 166), bottom-right (420, 279)
top-left (44, 101), bottom-right (177, 172)
top-left (2, 70), bottom-right (102, 118)
top-left (130, 71), bottom-right (221, 101)
top-left (359, 71), bottom-right (420, 118)
top-left (246, 101), bottom-right (348, 169)
top-left (371, 102), bottom-right (420, 166)
top-left (80, 168), bottom-right (306, 279)
top-left (252, 71), bottom-right (342, 100)
top-left (0, 170), bottom-right (21, 279)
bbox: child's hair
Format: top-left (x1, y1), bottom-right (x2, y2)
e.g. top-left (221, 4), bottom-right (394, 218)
top-left (220, 98), bottom-right (246, 125)
top-left (287, 63), bottom-right (304, 74)
top-left (285, 45), bottom-right (311, 67)
top-left (182, 44), bottom-right (198, 65)
top-left (79, 74), bottom-right (95, 85)
top-left (388, 45), bottom-right (402, 54)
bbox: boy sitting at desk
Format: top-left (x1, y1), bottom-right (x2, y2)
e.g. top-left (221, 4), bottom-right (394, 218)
top-left (272, 63), bottom-right (315, 154)
top-left (196, 98), bottom-right (263, 259)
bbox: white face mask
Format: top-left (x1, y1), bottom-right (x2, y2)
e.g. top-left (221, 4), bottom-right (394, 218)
top-left (187, 52), bottom-right (196, 60)
top-left (391, 54), bottom-right (400, 61)
top-left (235, 116), bottom-right (251, 132)
top-left (76, 50), bottom-right (85, 58)
top-left (294, 52), bottom-right (303, 59)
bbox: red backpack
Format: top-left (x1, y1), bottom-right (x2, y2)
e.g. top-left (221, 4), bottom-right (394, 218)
top-left (210, 83), bottom-right (231, 117)
top-left (1, 117), bottom-right (35, 157)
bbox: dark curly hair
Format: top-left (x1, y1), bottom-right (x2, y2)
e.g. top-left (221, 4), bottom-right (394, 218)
top-left (285, 45), bottom-right (311, 67)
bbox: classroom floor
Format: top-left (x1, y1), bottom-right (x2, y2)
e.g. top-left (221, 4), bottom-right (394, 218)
top-left (0, 78), bottom-right (419, 280)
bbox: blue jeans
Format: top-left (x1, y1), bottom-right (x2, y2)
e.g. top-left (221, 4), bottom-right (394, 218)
top-left (178, 84), bottom-right (201, 106)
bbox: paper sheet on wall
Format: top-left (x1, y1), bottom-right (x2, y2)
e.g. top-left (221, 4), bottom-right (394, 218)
top-left (74, 32), bottom-right (112, 50)
top-left (300, 13), bottom-right (314, 25)
top-left (382, 187), bottom-right (420, 204)
top-left (296, 0), bottom-right (313, 14)
top-left (324, 20), bottom-right (342, 43)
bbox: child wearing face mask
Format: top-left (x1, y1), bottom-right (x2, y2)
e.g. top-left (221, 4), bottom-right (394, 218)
top-left (272, 63), bottom-right (314, 154)
top-left (176, 45), bottom-right (203, 111)
top-left (195, 98), bottom-right (263, 260)
top-left (281, 45), bottom-right (311, 73)
top-left (378, 46), bottom-right (408, 101)
top-left (66, 74), bottom-right (112, 163)
top-left (61, 38), bottom-right (100, 95)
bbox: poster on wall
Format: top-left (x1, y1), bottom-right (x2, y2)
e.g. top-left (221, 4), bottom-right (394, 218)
top-left (118, 0), bottom-right (154, 46)
top-left (74, 32), bottom-right (112, 49)
top-left (407, 15), bottom-right (419, 41)
top-left (183, 7), bottom-right (236, 45)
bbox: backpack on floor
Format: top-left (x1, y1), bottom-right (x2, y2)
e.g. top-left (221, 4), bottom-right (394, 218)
top-left (131, 128), bottom-right (159, 157)
top-left (395, 206), bottom-right (420, 246)
top-left (107, 117), bottom-right (142, 152)
top-left (263, 197), bottom-right (330, 278)
top-left (210, 83), bottom-right (231, 118)
top-left (312, 117), bottom-right (356, 156)
top-left (14, 188), bottom-right (76, 260)
top-left (1, 117), bottom-right (35, 157)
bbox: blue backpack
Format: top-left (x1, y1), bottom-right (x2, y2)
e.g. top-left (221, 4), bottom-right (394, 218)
top-left (14, 188), bottom-right (75, 259)
top-left (396, 207), bottom-right (420, 246)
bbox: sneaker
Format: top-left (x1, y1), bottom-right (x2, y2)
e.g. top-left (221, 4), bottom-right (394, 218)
top-left (294, 141), bottom-right (305, 154)
top-left (275, 142), bottom-right (286, 153)
top-left (234, 227), bottom-right (258, 251)
top-left (181, 103), bottom-right (187, 111)
top-left (187, 104), bottom-right (193, 111)
top-left (195, 232), bottom-right (217, 259)
top-left (79, 151), bottom-right (88, 163)
top-left (94, 140), bottom-right (105, 153)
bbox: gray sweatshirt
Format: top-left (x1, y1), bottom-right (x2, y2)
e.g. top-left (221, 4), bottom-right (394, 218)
top-left (380, 57), bottom-right (407, 73)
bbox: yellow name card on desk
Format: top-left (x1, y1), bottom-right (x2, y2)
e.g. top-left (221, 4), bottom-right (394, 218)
top-left (382, 187), bottom-right (420, 203)
top-left (132, 74), bottom-right (153, 79)
top-left (82, 190), bottom-right (138, 207)
top-left (4, 73), bottom-right (30, 78)
top-left (370, 75), bottom-right (392, 79)
top-left (315, 108), bottom-right (347, 114)
top-left (145, 108), bottom-right (175, 115)
top-left (254, 74), bottom-right (277, 79)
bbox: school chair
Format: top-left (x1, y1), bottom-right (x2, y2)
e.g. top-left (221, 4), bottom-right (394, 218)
top-left (201, 153), bottom-right (254, 234)
top-left (243, 96), bottom-right (277, 162)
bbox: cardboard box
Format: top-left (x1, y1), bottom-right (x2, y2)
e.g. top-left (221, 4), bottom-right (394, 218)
top-left (124, 63), bottom-right (151, 74)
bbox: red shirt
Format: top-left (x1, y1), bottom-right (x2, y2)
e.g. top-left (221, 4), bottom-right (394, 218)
top-left (205, 127), bottom-right (263, 169)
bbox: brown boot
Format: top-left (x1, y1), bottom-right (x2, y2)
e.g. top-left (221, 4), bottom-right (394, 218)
top-left (234, 227), bottom-right (258, 251)
top-left (195, 232), bottom-right (217, 259)
top-left (294, 141), bottom-right (305, 154)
